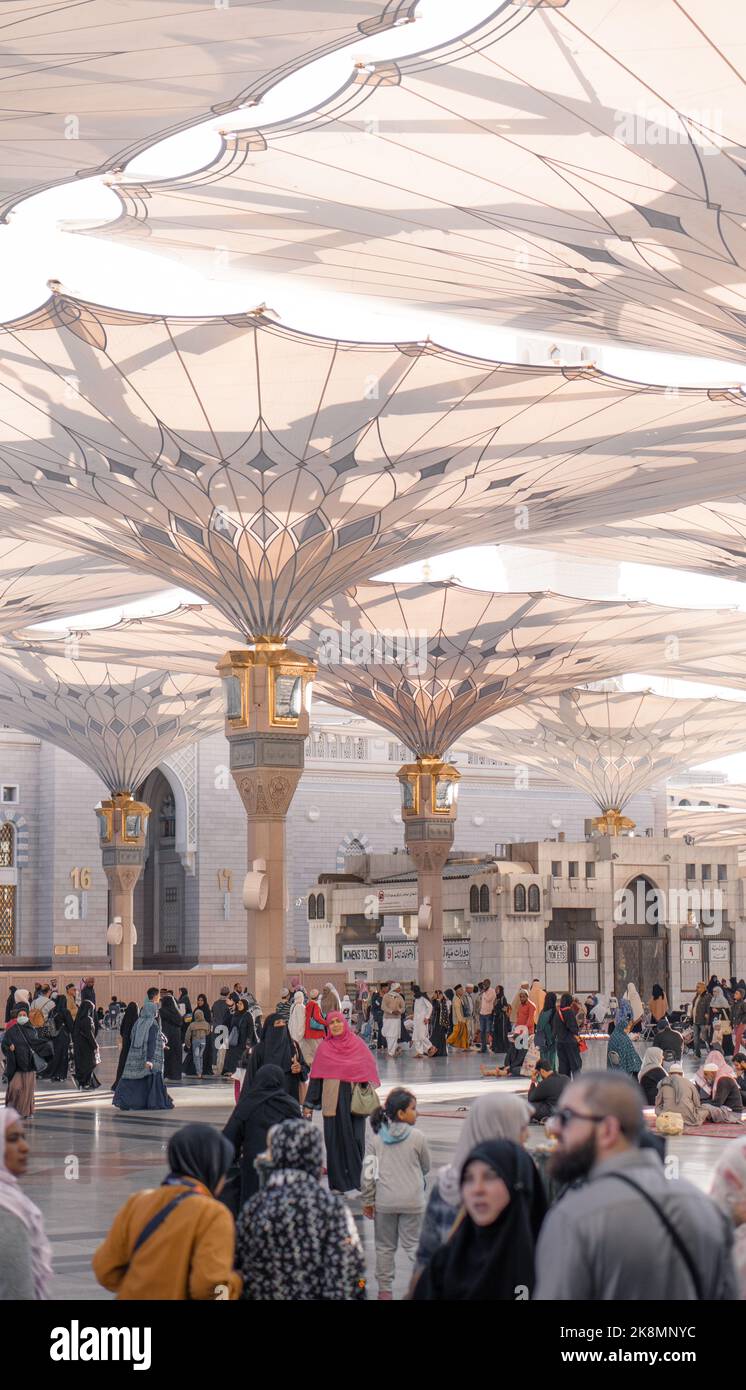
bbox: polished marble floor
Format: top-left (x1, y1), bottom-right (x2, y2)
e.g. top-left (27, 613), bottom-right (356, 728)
top-left (4, 1032), bottom-right (741, 1301)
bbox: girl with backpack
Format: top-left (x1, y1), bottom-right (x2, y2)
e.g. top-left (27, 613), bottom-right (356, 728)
top-left (361, 1087), bottom-right (430, 1299)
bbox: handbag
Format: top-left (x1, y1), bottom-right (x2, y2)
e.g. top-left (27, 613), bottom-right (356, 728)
top-left (31, 1049), bottom-right (48, 1075)
top-left (227, 1026), bottom-right (239, 1047)
top-left (656, 1111), bottom-right (684, 1136)
top-left (351, 1082), bottom-right (380, 1116)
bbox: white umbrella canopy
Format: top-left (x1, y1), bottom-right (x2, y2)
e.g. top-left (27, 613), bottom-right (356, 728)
top-left (0, 643), bottom-right (223, 792)
top-left (85, 0), bottom-right (746, 361)
top-left (3, 296), bottom-right (746, 640)
top-left (522, 497), bottom-right (746, 588)
top-left (666, 807), bottom-right (746, 844)
top-left (18, 584), bottom-right (746, 761)
top-left (466, 689), bottom-right (746, 815)
top-left (0, 535), bottom-right (163, 632)
top-left (0, 0), bottom-right (407, 211)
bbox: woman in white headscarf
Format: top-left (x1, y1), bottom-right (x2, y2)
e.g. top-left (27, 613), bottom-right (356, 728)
top-left (624, 983), bottom-right (644, 1031)
top-left (0, 1108), bottom-right (54, 1300)
top-left (411, 1091), bottom-right (532, 1284)
top-left (637, 1046), bottom-right (666, 1106)
top-left (710, 1136), bottom-right (746, 1299)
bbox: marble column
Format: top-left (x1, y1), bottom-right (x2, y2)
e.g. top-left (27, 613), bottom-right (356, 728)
top-left (397, 756), bottom-right (460, 995)
top-left (97, 793), bottom-right (150, 972)
top-left (217, 643), bottom-right (316, 1011)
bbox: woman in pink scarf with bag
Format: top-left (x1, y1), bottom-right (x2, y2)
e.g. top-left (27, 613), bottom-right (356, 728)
top-left (303, 1012), bottom-right (380, 1194)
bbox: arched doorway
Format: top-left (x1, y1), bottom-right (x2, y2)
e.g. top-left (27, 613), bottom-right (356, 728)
top-left (133, 770), bottom-right (186, 965)
top-left (614, 874), bottom-right (668, 1002)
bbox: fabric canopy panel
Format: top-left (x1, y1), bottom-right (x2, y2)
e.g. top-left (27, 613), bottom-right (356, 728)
top-left (4, 295), bottom-right (746, 639)
top-left (467, 689), bottom-right (746, 813)
top-left (525, 498), bottom-right (746, 586)
top-left (667, 808), bottom-right (746, 843)
top-left (0, 536), bottom-right (162, 632)
top-left (19, 586), bottom-right (746, 761)
top-left (0, 0), bottom-right (407, 210)
top-left (91, 0), bottom-right (746, 360)
top-left (0, 644), bottom-right (222, 792)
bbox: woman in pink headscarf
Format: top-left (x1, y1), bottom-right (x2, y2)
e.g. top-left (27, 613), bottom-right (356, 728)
top-left (0, 1108), bottom-right (54, 1299)
top-left (303, 1012), bottom-right (380, 1194)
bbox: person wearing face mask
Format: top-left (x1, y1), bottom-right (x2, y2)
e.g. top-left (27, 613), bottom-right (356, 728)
top-left (0, 1109), bottom-right (54, 1299)
top-left (303, 1011), bottom-right (381, 1193)
top-left (1, 1006), bottom-right (52, 1117)
top-left (411, 1140), bottom-right (547, 1301)
top-left (533, 1072), bottom-right (738, 1300)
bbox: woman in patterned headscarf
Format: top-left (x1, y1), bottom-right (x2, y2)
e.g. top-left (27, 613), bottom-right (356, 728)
top-left (235, 1118), bottom-right (366, 1301)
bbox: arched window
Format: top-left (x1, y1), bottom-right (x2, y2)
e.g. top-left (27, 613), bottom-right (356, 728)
top-left (514, 883), bottom-right (526, 913)
top-left (308, 893), bottom-right (317, 921)
top-left (0, 822), bottom-right (14, 868)
top-left (317, 892), bottom-right (325, 920)
top-left (678, 799), bottom-right (691, 807)
top-left (527, 883), bottom-right (540, 913)
top-left (479, 884), bottom-right (490, 913)
top-left (469, 884), bottom-right (479, 913)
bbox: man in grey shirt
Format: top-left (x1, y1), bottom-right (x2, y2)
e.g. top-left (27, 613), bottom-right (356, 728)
top-left (534, 1071), bottom-right (737, 1301)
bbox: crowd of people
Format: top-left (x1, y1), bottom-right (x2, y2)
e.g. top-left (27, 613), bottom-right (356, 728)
top-left (2, 970), bottom-right (746, 1301)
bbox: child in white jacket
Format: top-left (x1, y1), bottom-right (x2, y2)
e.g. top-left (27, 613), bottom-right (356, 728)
top-left (361, 1087), bottom-right (430, 1299)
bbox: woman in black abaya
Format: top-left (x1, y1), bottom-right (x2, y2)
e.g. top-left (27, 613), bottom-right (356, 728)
top-left (72, 998), bottom-right (101, 1090)
top-left (222, 1064), bottom-right (302, 1211)
top-left (244, 1012), bottom-right (306, 1102)
top-left (183, 995), bottom-right (214, 1077)
top-left (114, 1002), bottom-right (139, 1088)
top-left (48, 993), bottom-right (74, 1081)
top-left (412, 1140), bottom-right (547, 1301)
top-left (224, 999), bottom-right (258, 1079)
top-left (428, 991), bottom-right (449, 1057)
top-left (490, 986), bottom-right (511, 1056)
top-left (159, 993), bottom-right (184, 1081)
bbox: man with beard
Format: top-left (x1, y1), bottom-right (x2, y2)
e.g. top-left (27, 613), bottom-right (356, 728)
top-left (533, 1072), bottom-right (737, 1301)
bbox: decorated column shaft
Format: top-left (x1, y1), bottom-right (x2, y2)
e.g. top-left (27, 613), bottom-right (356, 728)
top-left (96, 793), bottom-right (150, 971)
top-left (217, 642), bottom-right (316, 1010)
top-left (397, 756), bottom-right (460, 994)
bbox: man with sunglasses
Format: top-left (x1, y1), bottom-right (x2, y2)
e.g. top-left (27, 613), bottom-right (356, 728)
top-left (533, 1072), bottom-right (737, 1301)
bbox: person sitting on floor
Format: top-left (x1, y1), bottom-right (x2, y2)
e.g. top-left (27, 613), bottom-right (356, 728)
top-left (526, 1057), bottom-right (569, 1123)
top-left (638, 1046), bottom-right (667, 1106)
top-left (480, 1026), bottom-right (530, 1078)
top-left (655, 1062), bottom-right (707, 1126)
top-left (695, 1054), bottom-right (744, 1123)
